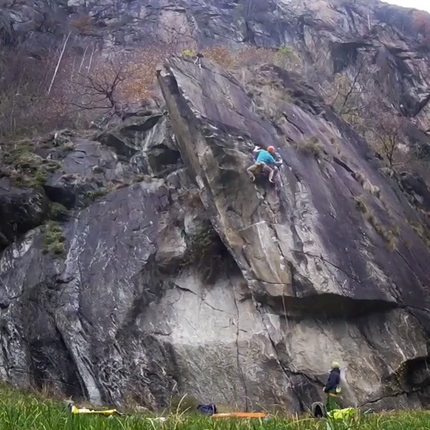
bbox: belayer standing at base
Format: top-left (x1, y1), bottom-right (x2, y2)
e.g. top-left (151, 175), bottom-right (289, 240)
top-left (247, 146), bottom-right (282, 183)
top-left (323, 362), bottom-right (341, 412)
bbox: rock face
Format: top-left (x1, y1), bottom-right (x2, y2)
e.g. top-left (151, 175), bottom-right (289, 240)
top-left (2, 0), bottom-right (430, 415)
top-left (156, 56), bottom-right (430, 410)
top-left (1, 53), bottom-right (430, 412)
top-left (0, 179), bottom-right (49, 250)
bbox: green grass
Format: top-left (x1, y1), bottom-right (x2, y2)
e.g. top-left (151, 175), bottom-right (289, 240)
top-left (85, 188), bottom-right (109, 201)
top-left (42, 221), bottom-right (66, 257)
top-left (2, 141), bottom-right (62, 189)
top-left (0, 384), bottom-right (429, 429)
top-left (293, 136), bottom-right (325, 159)
top-left (353, 195), bottom-right (399, 250)
top-left (49, 202), bottom-right (70, 222)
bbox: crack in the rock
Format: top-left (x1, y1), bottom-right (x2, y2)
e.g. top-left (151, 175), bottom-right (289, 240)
top-left (282, 112), bottom-right (305, 134)
top-left (359, 326), bottom-right (398, 376)
top-left (282, 171), bottom-right (305, 258)
top-left (201, 300), bottom-right (232, 314)
top-left (250, 276), bottom-right (287, 286)
top-left (174, 284), bottom-right (233, 314)
top-left (229, 273), bottom-right (249, 412)
top-left (402, 304), bottom-right (430, 315)
top-left (293, 249), bottom-right (363, 286)
top-left (255, 306), bottom-right (308, 412)
top-left (332, 156), bottom-right (354, 174)
top-left (174, 285), bottom-right (197, 295)
top-left (147, 331), bottom-right (173, 337)
top-left (395, 249), bottom-right (427, 297)
top-left (361, 387), bottom-right (424, 407)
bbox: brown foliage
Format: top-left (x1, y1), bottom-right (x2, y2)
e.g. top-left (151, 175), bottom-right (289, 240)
top-left (202, 46), bottom-right (237, 69)
top-left (48, 45), bottom-right (172, 126)
top-left (121, 46), bottom-right (172, 102)
top-left (412, 10), bottom-right (430, 47)
top-left (203, 46), bottom-right (282, 69)
top-left (412, 11), bottom-right (430, 36)
top-left (201, 45), bottom-right (299, 70)
top-left (69, 14), bottom-right (95, 35)
top-left (237, 46), bottom-right (278, 67)
top-left (0, 41), bottom-right (173, 138)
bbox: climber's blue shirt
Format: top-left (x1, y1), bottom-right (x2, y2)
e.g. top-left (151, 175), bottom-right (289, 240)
top-left (256, 150), bottom-right (276, 165)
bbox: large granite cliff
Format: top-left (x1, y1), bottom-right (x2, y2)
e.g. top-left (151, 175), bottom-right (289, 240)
top-left (1, 0), bottom-right (430, 414)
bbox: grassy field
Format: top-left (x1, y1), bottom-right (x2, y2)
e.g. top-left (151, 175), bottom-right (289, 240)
top-left (0, 384), bottom-right (430, 429)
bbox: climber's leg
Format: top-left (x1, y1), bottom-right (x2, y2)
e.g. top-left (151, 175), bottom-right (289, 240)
top-left (261, 164), bottom-right (274, 183)
top-left (271, 166), bottom-right (282, 189)
top-left (268, 167), bottom-right (275, 183)
top-left (246, 165), bottom-right (256, 182)
top-left (247, 162), bottom-right (262, 182)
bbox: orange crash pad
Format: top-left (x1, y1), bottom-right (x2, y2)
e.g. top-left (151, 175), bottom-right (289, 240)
top-left (212, 412), bottom-right (268, 419)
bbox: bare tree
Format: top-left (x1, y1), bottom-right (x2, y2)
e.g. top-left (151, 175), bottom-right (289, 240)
top-left (70, 58), bottom-right (129, 118)
top-left (331, 59), bottom-right (366, 115)
top-left (371, 114), bottom-right (406, 170)
top-left (321, 58), bottom-right (379, 135)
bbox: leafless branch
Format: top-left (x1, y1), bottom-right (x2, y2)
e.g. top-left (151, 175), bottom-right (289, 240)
top-left (70, 58), bottom-right (130, 116)
top-left (337, 59), bottom-right (366, 115)
top-left (371, 114), bottom-right (406, 169)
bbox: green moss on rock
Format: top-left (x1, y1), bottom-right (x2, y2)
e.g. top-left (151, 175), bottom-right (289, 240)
top-left (42, 222), bottom-right (66, 257)
top-left (2, 140), bottom-right (62, 189)
top-left (85, 188), bottom-right (109, 201)
top-left (48, 202), bottom-right (70, 222)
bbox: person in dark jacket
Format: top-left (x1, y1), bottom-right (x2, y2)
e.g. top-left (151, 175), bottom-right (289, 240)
top-left (324, 362), bottom-right (341, 411)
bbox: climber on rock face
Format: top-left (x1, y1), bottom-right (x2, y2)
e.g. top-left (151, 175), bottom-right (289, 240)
top-left (194, 52), bottom-right (204, 69)
top-left (247, 146), bottom-right (281, 183)
top-left (323, 362), bottom-right (341, 412)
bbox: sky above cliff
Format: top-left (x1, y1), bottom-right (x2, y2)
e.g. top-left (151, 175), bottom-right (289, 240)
top-left (385, 0), bottom-right (430, 12)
